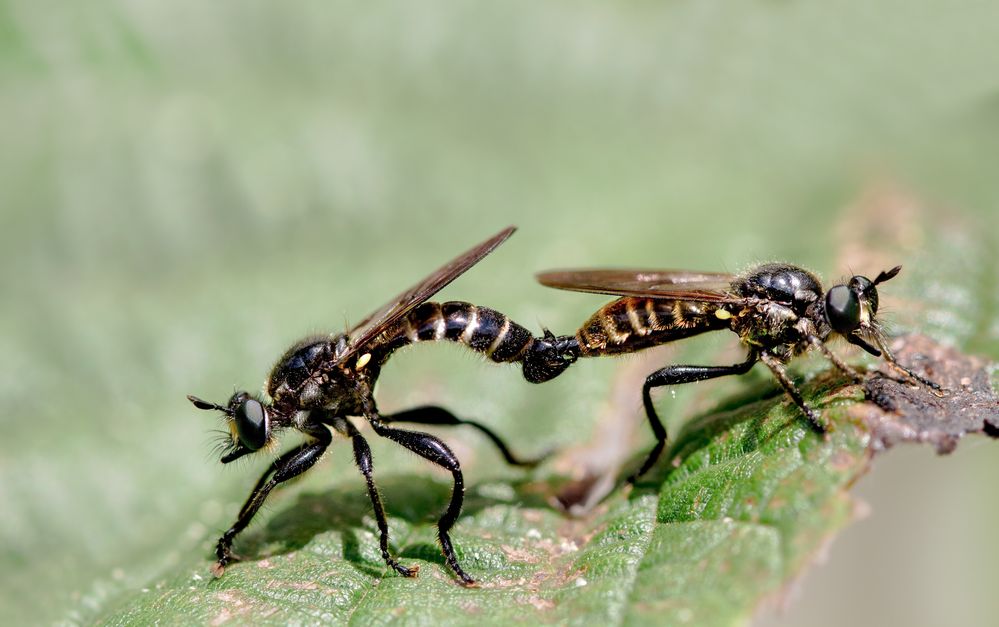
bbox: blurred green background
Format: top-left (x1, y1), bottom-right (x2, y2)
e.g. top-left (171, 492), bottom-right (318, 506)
top-left (2, 1), bottom-right (998, 624)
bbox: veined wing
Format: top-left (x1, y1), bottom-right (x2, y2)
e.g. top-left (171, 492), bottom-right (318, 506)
top-left (336, 226), bottom-right (516, 366)
top-left (536, 268), bottom-right (739, 302)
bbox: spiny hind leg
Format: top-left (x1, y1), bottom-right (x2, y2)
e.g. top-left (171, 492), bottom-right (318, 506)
top-left (343, 419), bottom-right (419, 578)
top-left (369, 415), bottom-right (477, 586)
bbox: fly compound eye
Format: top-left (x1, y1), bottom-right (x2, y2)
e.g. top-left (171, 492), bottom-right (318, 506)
top-left (825, 285), bottom-right (861, 335)
top-left (234, 398), bottom-right (269, 450)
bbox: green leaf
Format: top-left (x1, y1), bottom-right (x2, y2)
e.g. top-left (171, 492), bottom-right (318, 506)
top-left (88, 198), bottom-right (998, 624)
top-left (4, 3), bottom-right (999, 626)
top-left (94, 329), bottom-right (997, 626)
top-left (94, 397), bottom-right (860, 625)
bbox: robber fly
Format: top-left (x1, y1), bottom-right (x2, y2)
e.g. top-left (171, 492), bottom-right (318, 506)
top-left (537, 262), bottom-right (942, 479)
top-left (188, 226), bottom-right (572, 586)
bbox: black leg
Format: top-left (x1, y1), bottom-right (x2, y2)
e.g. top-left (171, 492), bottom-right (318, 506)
top-left (368, 414), bottom-right (476, 586)
top-left (341, 419), bottom-right (419, 578)
top-left (213, 429), bottom-right (331, 577)
top-left (632, 351), bottom-right (759, 482)
top-left (811, 333), bottom-right (941, 395)
top-left (759, 352), bottom-right (826, 432)
top-left (381, 405), bottom-right (548, 467)
top-left (873, 335), bottom-right (944, 392)
top-left (808, 335), bottom-right (864, 383)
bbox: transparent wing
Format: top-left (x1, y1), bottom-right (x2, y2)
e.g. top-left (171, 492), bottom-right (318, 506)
top-left (336, 226), bottom-right (516, 366)
top-left (536, 268), bottom-right (739, 302)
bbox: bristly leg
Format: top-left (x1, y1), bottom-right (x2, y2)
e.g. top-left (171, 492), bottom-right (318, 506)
top-left (342, 418), bottom-right (419, 578)
top-left (759, 352), bottom-right (827, 433)
top-left (808, 336), bottom-right (865, 384)
top-left (631, 351), bottom-right (759, 482)
top-left (874, 335), bottom-right (944, 393)
top-left (213, 428), bottom-right (332, 576)
top-left (368, 414), bottom-right (477, 586)
top-left (814, 332), bottom-right (942, 393)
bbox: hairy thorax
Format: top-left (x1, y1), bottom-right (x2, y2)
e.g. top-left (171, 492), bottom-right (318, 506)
top-left (266, 335), bottom-right (370, 415)
top-left (729, 263), bottom-right (826, 359)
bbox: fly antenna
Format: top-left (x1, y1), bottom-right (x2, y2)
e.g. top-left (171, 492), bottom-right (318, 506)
top-left (187, 395), bottom-right (230, 414)
top-left (873, 265), bottom-right (902, 285)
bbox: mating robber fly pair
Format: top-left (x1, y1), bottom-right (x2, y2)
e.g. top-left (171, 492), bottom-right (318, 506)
top-left (189, 226), bottom-right (940, 585)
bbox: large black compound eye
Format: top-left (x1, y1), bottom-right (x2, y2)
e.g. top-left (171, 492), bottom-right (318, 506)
top-left (825, 285), bottom-right (861, 335)
top-left (233, 398), bottom-right (269, 450)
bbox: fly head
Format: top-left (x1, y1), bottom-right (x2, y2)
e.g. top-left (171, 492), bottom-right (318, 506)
top-left (823, 265), bottom-right (902, 356)
top-left (188, 391), bottom-right (284, 463)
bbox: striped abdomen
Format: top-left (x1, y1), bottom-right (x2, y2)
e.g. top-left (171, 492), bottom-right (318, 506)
top-left (372, 301), bottom-right (576, 383)
top-left (381, 301), bottom-right (534, 361)
top-left (576, 297), bottom-right (730, 357)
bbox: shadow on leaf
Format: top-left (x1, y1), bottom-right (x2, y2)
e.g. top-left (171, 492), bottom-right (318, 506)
top-left (619, 371), bottom-right (861, 500)
top-left (224, 371), bottom-right (868, 576)
top-left (232, 472), bottom-right (554, 574)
